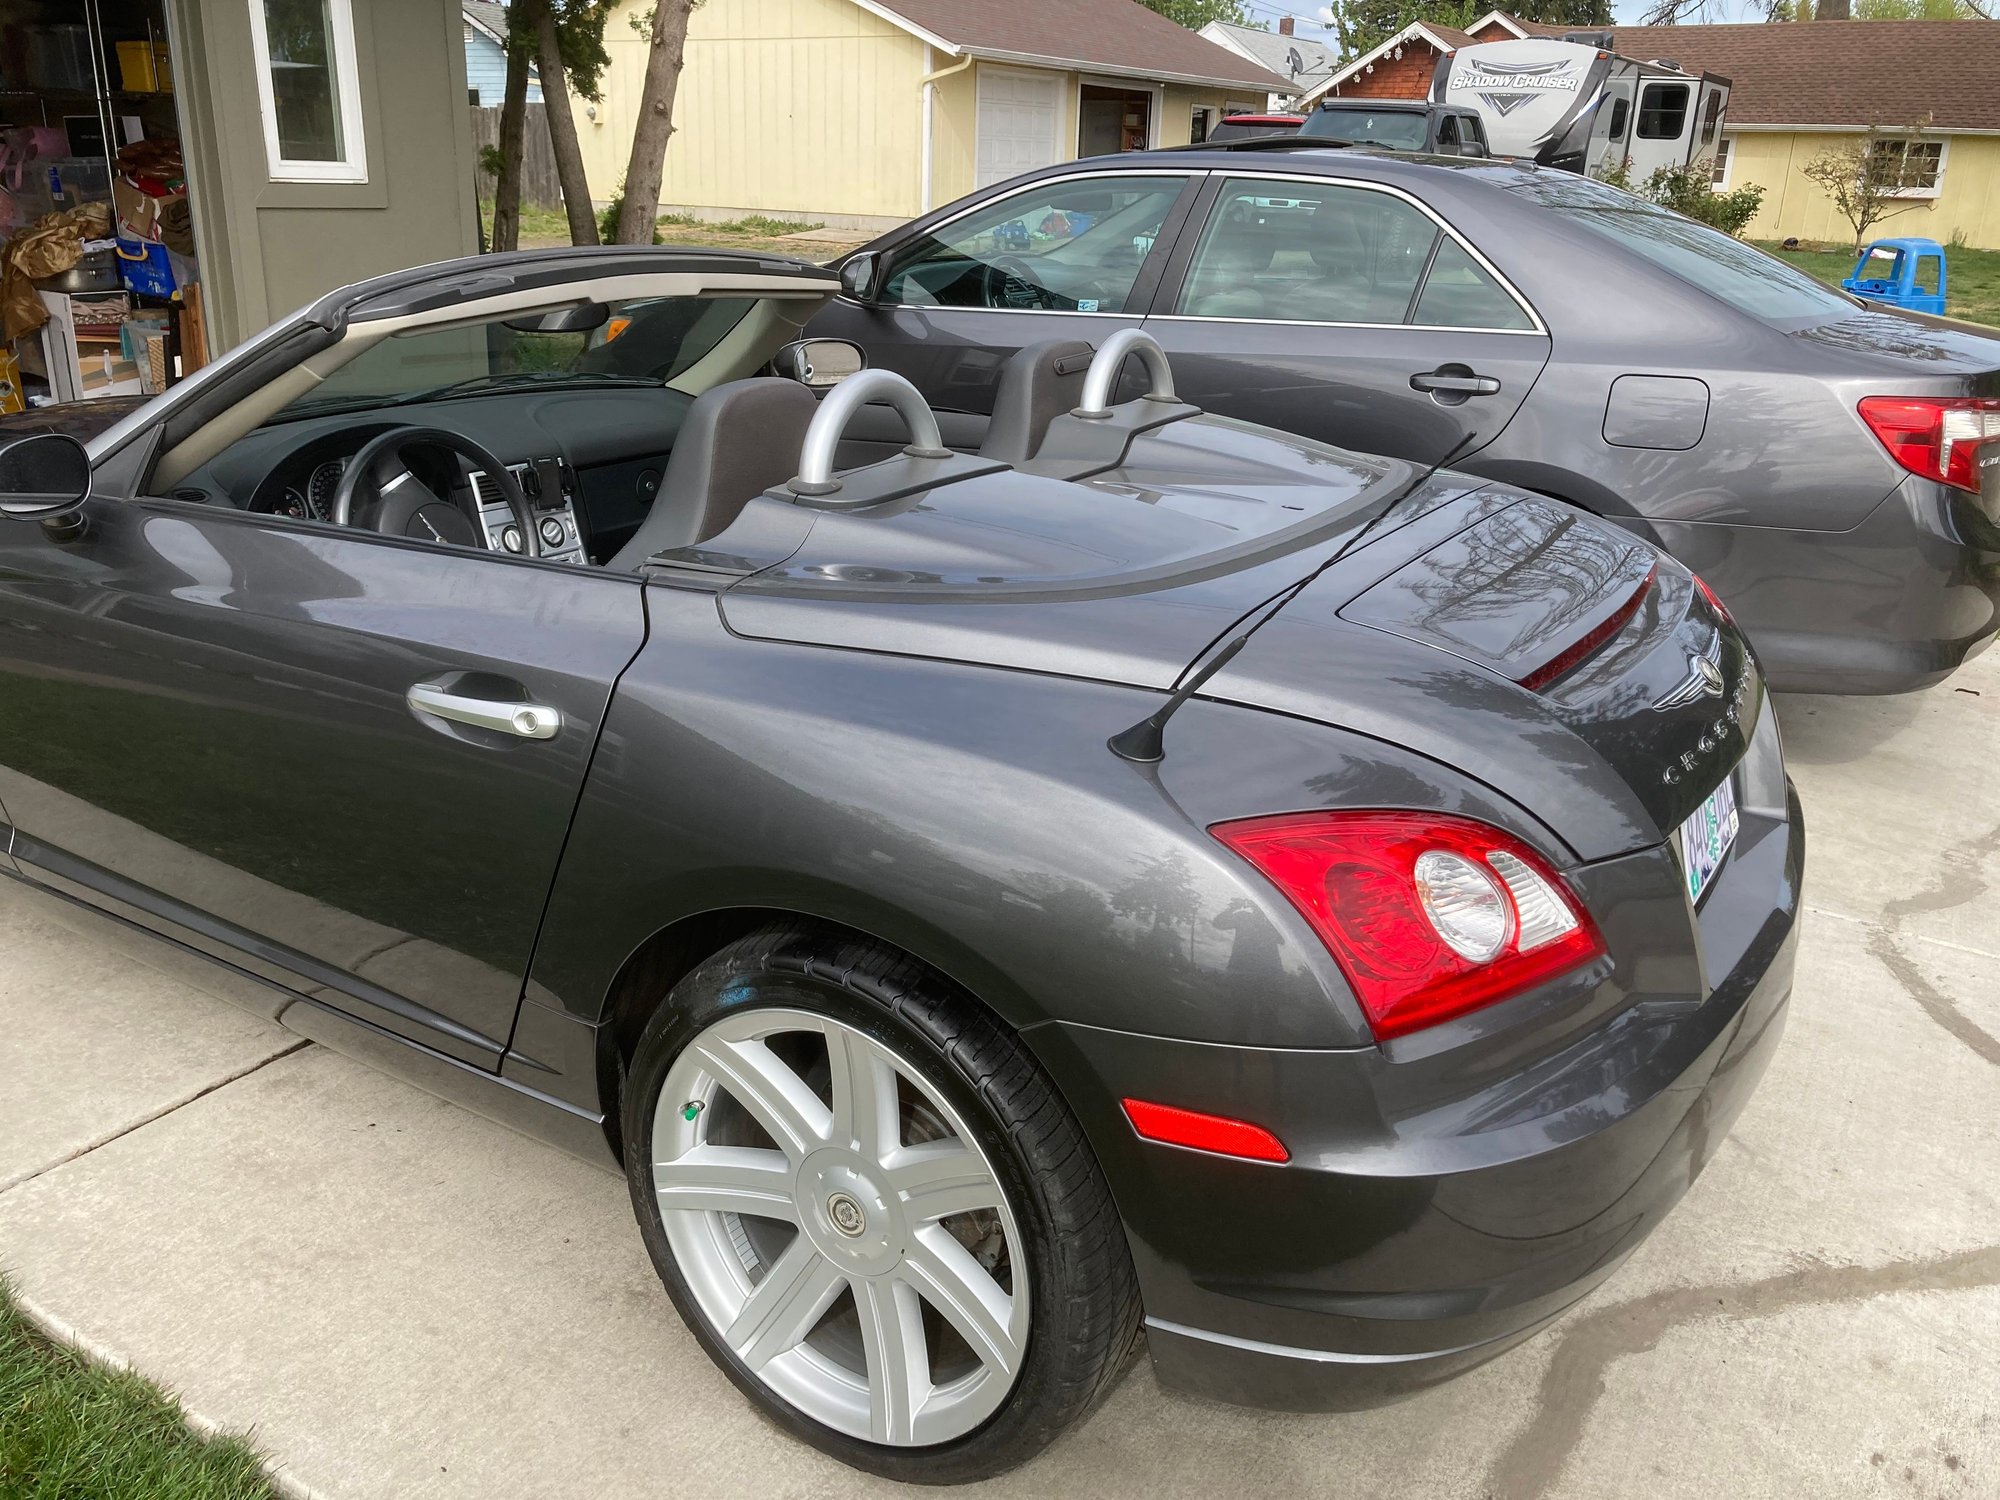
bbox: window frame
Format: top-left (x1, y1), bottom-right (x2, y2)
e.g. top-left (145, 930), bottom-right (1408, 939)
top-left (856, 167), bottom-right (1198, 318)
top-left (1152, 172), bottom-right (1546, 336)
top-left (1871, 137), bottom-right (1947, 201)
top-left (1710, 136), bottom-right (1733, 189)
top-left (1636, 82), bottom-right (1691, 142)
top-left (248, 0), bottom-right (369, 184)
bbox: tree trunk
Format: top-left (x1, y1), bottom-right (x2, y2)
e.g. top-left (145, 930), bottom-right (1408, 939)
top-left (615, 0), bottom-right (694, 245)
top-left (538, 7), bottom-right (599, 245)
top-left (490, 0), bottom-right (548, 252)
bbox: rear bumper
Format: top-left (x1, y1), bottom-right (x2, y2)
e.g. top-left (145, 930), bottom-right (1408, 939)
top-left (1655, 477), bottom-right (2000, 695)
top-left (1028, 787), bottom-right (1802, 1411)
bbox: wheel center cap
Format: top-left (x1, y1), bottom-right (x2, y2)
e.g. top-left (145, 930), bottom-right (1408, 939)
top-left (826, 1191), bottom-right (867, 1237)
top-left (796, 1148), bottom-right (904, 1274)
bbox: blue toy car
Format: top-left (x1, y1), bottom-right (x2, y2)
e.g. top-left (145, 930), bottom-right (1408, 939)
top-left (1842, 236), bottom-right (1947, 316)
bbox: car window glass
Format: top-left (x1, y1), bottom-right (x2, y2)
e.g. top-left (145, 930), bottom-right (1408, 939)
top-left (1437, 116), bottom-right (1459, 148)
top-left (879, 176), bottom-right (1185, 313)
top-left (1463, 116), bottom-right (1488, 151)
top-left (1411, 237), bottom-right (1534, 331)
top-left (275, 295), bottom-right (754, 418)
top-left (1298, 109), bottom-right (1428, 151)
top-left (1176, 179), bottom-right (1439, 324)
top-left (1527, 181), bottom-right (1854, 323)
top-left (1637, 84), bottom-right (1689, 140)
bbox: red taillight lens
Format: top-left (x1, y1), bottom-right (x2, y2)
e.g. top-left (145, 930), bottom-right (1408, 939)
top-left (1858, 396), bottom-right (2000, 494)
top-left (1692, 572), bottom-right (1733, 626)
top-left (1210, 811), bottom-right (1605, 1041)
top-left (1121, 1099), bottom-right (1290, 1163)
top-left (1516, 564), bottom-right (1656, 692)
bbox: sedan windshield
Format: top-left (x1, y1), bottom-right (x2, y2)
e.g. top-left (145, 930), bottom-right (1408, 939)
top-left (277, 294), bottom-right (756, 418)
top-left (1299, 109), bottom-right (1429, 151)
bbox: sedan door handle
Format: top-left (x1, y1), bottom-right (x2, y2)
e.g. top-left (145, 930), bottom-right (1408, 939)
top-left (407, 680), bottom-right (561, 740)
top-left (1409, 368), bottom-right (1502, 396)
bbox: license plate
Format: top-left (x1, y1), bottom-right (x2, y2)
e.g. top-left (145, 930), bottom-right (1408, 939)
top-left (1676, 776), bottom-right (1740, 907)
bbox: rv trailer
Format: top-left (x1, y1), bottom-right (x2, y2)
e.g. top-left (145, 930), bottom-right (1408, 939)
top-left (1431, 33), bottom-right (1730, 179)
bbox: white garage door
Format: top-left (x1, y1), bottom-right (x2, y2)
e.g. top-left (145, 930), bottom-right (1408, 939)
top-left (976, 69), bottom-right (1063, 188)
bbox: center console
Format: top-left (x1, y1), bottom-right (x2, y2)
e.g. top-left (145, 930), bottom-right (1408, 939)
top-left (469, 457), bottom-right (587, 565)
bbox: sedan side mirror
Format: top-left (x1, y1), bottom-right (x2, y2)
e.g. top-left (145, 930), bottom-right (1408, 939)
top-left (772, 338), bottom-right (866, 390)
top-left (0, 432), bottom-right (92, 521)
top-left (839, 252), bottom-right (882, 304)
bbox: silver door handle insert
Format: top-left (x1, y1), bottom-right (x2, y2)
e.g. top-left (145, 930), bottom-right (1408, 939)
top-left (407, 681), bottom-right (561, 740)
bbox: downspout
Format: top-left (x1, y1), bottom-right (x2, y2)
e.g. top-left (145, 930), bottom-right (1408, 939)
top-left (920, 48), bottom-right (974, 214)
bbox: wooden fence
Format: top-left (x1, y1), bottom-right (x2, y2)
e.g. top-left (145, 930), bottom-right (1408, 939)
top-left (470, 102), bottom-right (564, 210)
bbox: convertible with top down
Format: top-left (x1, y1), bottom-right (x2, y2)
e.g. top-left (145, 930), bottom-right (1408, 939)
top-left (0, 248), bottom-right (1799, 1481)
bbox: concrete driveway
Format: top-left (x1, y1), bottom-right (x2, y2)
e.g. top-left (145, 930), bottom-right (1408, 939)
top-left (2, 655), bottom-right (1996, 1500)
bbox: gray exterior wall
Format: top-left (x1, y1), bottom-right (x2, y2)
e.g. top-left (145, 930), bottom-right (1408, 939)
top-left (165, 0), bottom-right (482, 354)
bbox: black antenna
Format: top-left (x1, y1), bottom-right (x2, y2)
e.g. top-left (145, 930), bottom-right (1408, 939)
top-left (1108, 432), bottom-right (1482, 765)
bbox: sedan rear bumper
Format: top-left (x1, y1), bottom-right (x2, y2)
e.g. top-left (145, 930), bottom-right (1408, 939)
top-left (1658, 477), bottom-right (2000, 695)
top-left (1028, 787), bottom-right (1801, 1411)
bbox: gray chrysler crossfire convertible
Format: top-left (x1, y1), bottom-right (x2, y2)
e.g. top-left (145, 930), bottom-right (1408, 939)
top-left (810, 149), bottom-right (2000, 695)
top-left (0, 248), bottom-right (1800, 1481)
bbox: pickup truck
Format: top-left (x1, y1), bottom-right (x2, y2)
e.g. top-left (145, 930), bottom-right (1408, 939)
top-left (1297, 98), bottom-right (1491, 157)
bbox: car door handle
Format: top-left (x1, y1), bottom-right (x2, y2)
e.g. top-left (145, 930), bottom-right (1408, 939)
top-left (406, 681), bottom-right (561, 740)
top-left (1410, 369), bottom-right (1502, 396)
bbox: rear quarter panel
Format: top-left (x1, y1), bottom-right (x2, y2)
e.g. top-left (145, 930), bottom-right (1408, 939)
top-left (524, 585), bottom-right (1558, 1054)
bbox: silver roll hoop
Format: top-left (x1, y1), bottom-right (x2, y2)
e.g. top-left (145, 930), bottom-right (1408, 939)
top-left (792, 368), bottom-right (949, 494)
top-left (1074, 328), bottom-right (1177, 420)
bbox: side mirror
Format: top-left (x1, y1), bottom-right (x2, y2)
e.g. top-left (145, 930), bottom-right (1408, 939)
top-left (839, 252), bottom-right (882, 304)
top-left (502, 302), bottom-right (610, 334)
top-left (0, 432), bottom-right (92, 521)
top-left (772, 338), bottom-right (866, 390)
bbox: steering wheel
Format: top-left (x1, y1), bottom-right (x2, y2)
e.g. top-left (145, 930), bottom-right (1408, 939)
top-left (330, 426), bottom-right (538, 557)
top-left (980, 255), bottom-right (1056, 311)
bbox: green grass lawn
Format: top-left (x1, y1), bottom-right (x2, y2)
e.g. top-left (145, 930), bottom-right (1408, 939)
top-left (1753, 238), bottom-right (2000, 328)
top-left (0, 1282), bottom-right (274, 1499)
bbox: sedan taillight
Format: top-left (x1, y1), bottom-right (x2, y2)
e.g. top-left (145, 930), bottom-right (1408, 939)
top-left (1211, 811), bottom-right (1605, 1041)
top-left (1858, 396), bottom-right (2000, 494)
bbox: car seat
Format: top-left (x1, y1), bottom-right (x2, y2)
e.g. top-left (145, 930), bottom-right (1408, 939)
top-left (609, 377), bottom-right (816, 568)
top-left (979, 339), bottom-right (1095, 463)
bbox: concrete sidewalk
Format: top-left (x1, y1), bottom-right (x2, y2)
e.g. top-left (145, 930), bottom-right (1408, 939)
top-left (3, 656), bottom-right (1997, 1499)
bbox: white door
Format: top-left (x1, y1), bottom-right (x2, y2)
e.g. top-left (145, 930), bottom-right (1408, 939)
top-left (976, 69), bottom-right (1063, 189)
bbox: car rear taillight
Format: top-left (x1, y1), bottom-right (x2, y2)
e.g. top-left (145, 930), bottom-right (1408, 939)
top-left (1858, 396), bottom-right (2000, 494)
top-left (1692, 572), bottom-right (1733, 626)
top-left (1210, 811), bottom-right (1605, 1041)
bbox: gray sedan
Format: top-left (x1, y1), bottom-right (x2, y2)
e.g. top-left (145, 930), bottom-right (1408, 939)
top-left (812, 148), bottom-right (2000, 694)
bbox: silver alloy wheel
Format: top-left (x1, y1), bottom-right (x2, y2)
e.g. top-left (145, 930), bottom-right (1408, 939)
top-left (652, 1007), bottom-right (1030, 1446)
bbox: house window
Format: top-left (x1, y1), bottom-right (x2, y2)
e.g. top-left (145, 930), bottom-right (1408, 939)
top-left (1710, 137), bottom-right (1733, 188)
top-left (249, 0), bottom-right (368, 183)
top-left (1191, 106), bottom-right (1216, 145)
top-left (1871, 138), bottom-right (1945, 198)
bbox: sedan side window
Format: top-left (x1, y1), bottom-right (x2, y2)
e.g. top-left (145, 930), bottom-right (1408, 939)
top-left (1176, 180), bottom-right (1438, 325)
top-left (1410, 238), bottom-right (1535, 331)
top-left (880, 176), bottom-right (1186, 313)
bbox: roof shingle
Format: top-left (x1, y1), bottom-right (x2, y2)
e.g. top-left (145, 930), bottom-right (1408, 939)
top-left (1599, 20), bottom-right (2000, 132)
top-left (871, 0), bottom-right (1289, 91)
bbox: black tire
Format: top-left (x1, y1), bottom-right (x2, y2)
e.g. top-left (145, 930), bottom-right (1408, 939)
top-left (621, 920), bottom-right (1141, 1484)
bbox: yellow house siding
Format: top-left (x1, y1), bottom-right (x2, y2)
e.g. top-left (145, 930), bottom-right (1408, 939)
top-left (581, 0), bottom-right (929, 225)
top-left (580, 0), bottom-right (1265, 228)
top-left (1728, 130), bottom-right (2000, 250)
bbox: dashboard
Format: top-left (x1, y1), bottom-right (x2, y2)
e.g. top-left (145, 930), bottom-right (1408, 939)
top-left (172, 386), bottom-right (697, 567)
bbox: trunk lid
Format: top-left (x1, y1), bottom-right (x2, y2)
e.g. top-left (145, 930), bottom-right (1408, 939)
top-left (717, 418), bottom-right (1752, 861)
